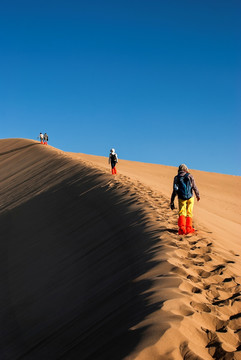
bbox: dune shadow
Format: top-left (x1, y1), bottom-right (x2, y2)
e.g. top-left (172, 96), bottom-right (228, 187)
top-left (0, 143), bottom-right (40, 156)
top-left (0, 167), bottom-right (168, 360)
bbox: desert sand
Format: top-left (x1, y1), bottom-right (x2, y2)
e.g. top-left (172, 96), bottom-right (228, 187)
top-left (0, 138), bottom-right (240, 360)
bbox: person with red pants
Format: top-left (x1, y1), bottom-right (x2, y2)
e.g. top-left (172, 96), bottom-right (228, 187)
top-left (170, 164), bottom-right (200, 235)
top-left (43, 132), bottom-right (48, 145)
top-left (109, 148), bottom-right (118, 175)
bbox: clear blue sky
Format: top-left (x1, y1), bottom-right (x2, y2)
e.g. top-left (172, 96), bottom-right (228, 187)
top-left (0, 0), bottom-right (240, 175)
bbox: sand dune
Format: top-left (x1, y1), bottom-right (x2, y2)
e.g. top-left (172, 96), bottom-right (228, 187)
top-left (69, 153), bottom-right (241, 252)
top-left (0, 139), bottom-right (240, 360)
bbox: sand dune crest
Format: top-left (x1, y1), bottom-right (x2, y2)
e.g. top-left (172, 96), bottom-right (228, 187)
top-left (0, 139), bottom-right (240, 360)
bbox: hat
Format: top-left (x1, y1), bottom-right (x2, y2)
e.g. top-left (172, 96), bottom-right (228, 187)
top-left (178, 164), bottom-right (188, 172)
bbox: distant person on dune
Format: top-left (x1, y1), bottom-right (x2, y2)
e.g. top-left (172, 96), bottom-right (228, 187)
top-left (109, 148), bottom-right (118, 175)
top-left (39, 132), bottom-right (44, 144)
top-left (43, 133), bottom-right (48, 145)
top-left (170, 164), bottom-right (200, 235)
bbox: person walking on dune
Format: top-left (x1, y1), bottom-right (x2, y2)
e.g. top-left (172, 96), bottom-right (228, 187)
top-left (39, 132), bottom-right (44, 144)
top-left (170, 164), bottom-right (200, 235)
top-left (43, 133), bottom-right (48, 145)
top-left (109, 148), bottom-right (118, 175)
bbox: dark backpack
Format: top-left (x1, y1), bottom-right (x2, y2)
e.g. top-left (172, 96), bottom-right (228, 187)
top-left (177, 173), bottom-right (192, 200)
top-left (110, 153), bottom-right (117, 162)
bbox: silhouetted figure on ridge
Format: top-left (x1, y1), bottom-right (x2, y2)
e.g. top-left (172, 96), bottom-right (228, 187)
top-left (43, 133), bottom-right (48, 145)
top-left (39, 132), bottom-right (44, 144)
top-left (109, 148), bottom-right (118, 175)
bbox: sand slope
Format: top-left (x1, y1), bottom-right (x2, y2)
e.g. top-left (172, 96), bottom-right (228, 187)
top-left (0, 139), bottom-right (240, 360)
top-left (69, 153), bottom-right (241, 253)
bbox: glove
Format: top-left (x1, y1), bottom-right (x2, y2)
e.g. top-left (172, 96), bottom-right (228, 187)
top-left (170, 202), bottom-right (175, 210)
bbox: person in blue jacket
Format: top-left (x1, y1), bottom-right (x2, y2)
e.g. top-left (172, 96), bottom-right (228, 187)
top-left (170, 164), bottom-right (200, 234)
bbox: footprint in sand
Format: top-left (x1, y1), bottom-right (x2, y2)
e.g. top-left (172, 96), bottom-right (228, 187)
top-left (213, 293), bottom-right (241, 307)
top-left (171, 266), bottom-right (188, 277)
top-left (202, 328), bottom-right (237, 358)
top-left (189, 253), bottom-right (211, 262)
top-left (205, 289), bottom-right (220, 302)
top-left (229, 313), bottom-right (241, 331)
top-left (196, 269), bottom-right (211, 279)
top-left (187, 252), bottom-right (198, 258)
top-left (180, 281), bottom-right (202, 294)
top-left (187, 274), bottom-right (200, 283)
top-left (195, 312), bottom-right (228, 332)
top-left (190, 301), bottom-right (211, 313)
top-left (203, 254), bottom-right (212, 261)
top-left (180, 341), bottom-right (204, 360)
top-left (189, 240), bottom-right (198, 245)
top-left (223, 277), bottom-right (235, 283)
top-left (192, 286), bottom-right (202, 294)
top-left (193, 260), bottom-right (205, 266)
top-left (210, 264), bottom-right (226, 275)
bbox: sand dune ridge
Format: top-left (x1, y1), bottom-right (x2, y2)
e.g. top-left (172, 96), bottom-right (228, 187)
top-left (0, 138), bottom-right (240, 360)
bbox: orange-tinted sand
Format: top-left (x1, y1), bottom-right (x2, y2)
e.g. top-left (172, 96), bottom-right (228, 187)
top-left (0, 138), bottom-right (240, 360)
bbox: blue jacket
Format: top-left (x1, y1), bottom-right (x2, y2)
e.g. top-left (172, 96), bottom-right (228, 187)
top-left (171, 171), bottom-right (200, 203)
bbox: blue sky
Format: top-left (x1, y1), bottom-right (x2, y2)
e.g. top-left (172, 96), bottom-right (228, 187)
top-left (0, 0), bottom-right (240, 175)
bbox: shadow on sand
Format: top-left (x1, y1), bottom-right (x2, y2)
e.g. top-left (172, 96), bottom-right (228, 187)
top-left (0, 165), bottom-right (167, 360)
top-left (0, 143), bottom-right (41, 157)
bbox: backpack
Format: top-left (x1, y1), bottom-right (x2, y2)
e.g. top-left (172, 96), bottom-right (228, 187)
top-left (177, 173), bottom-right (192, 200)
top-left (110, 153), bottom-right (117, 162)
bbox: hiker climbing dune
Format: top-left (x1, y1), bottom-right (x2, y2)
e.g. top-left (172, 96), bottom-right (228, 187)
top-left (170, 164), bottom-right (200, 235)
top-left (43, 133), bottom-right (48, 145)
top-left (39, 132), bottom-right (44, 144)
top-left (109, 148), bottom-right (118, 175)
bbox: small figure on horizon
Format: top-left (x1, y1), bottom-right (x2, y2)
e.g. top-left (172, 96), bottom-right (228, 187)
top-left (109, 148), bottom-right (118, 175)
top-left (170, 164), bottom-right (200, 235)
top-left (43, 133), bottom-right (48, 145)
top-left (39, 132), bottom-right (44, 144)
